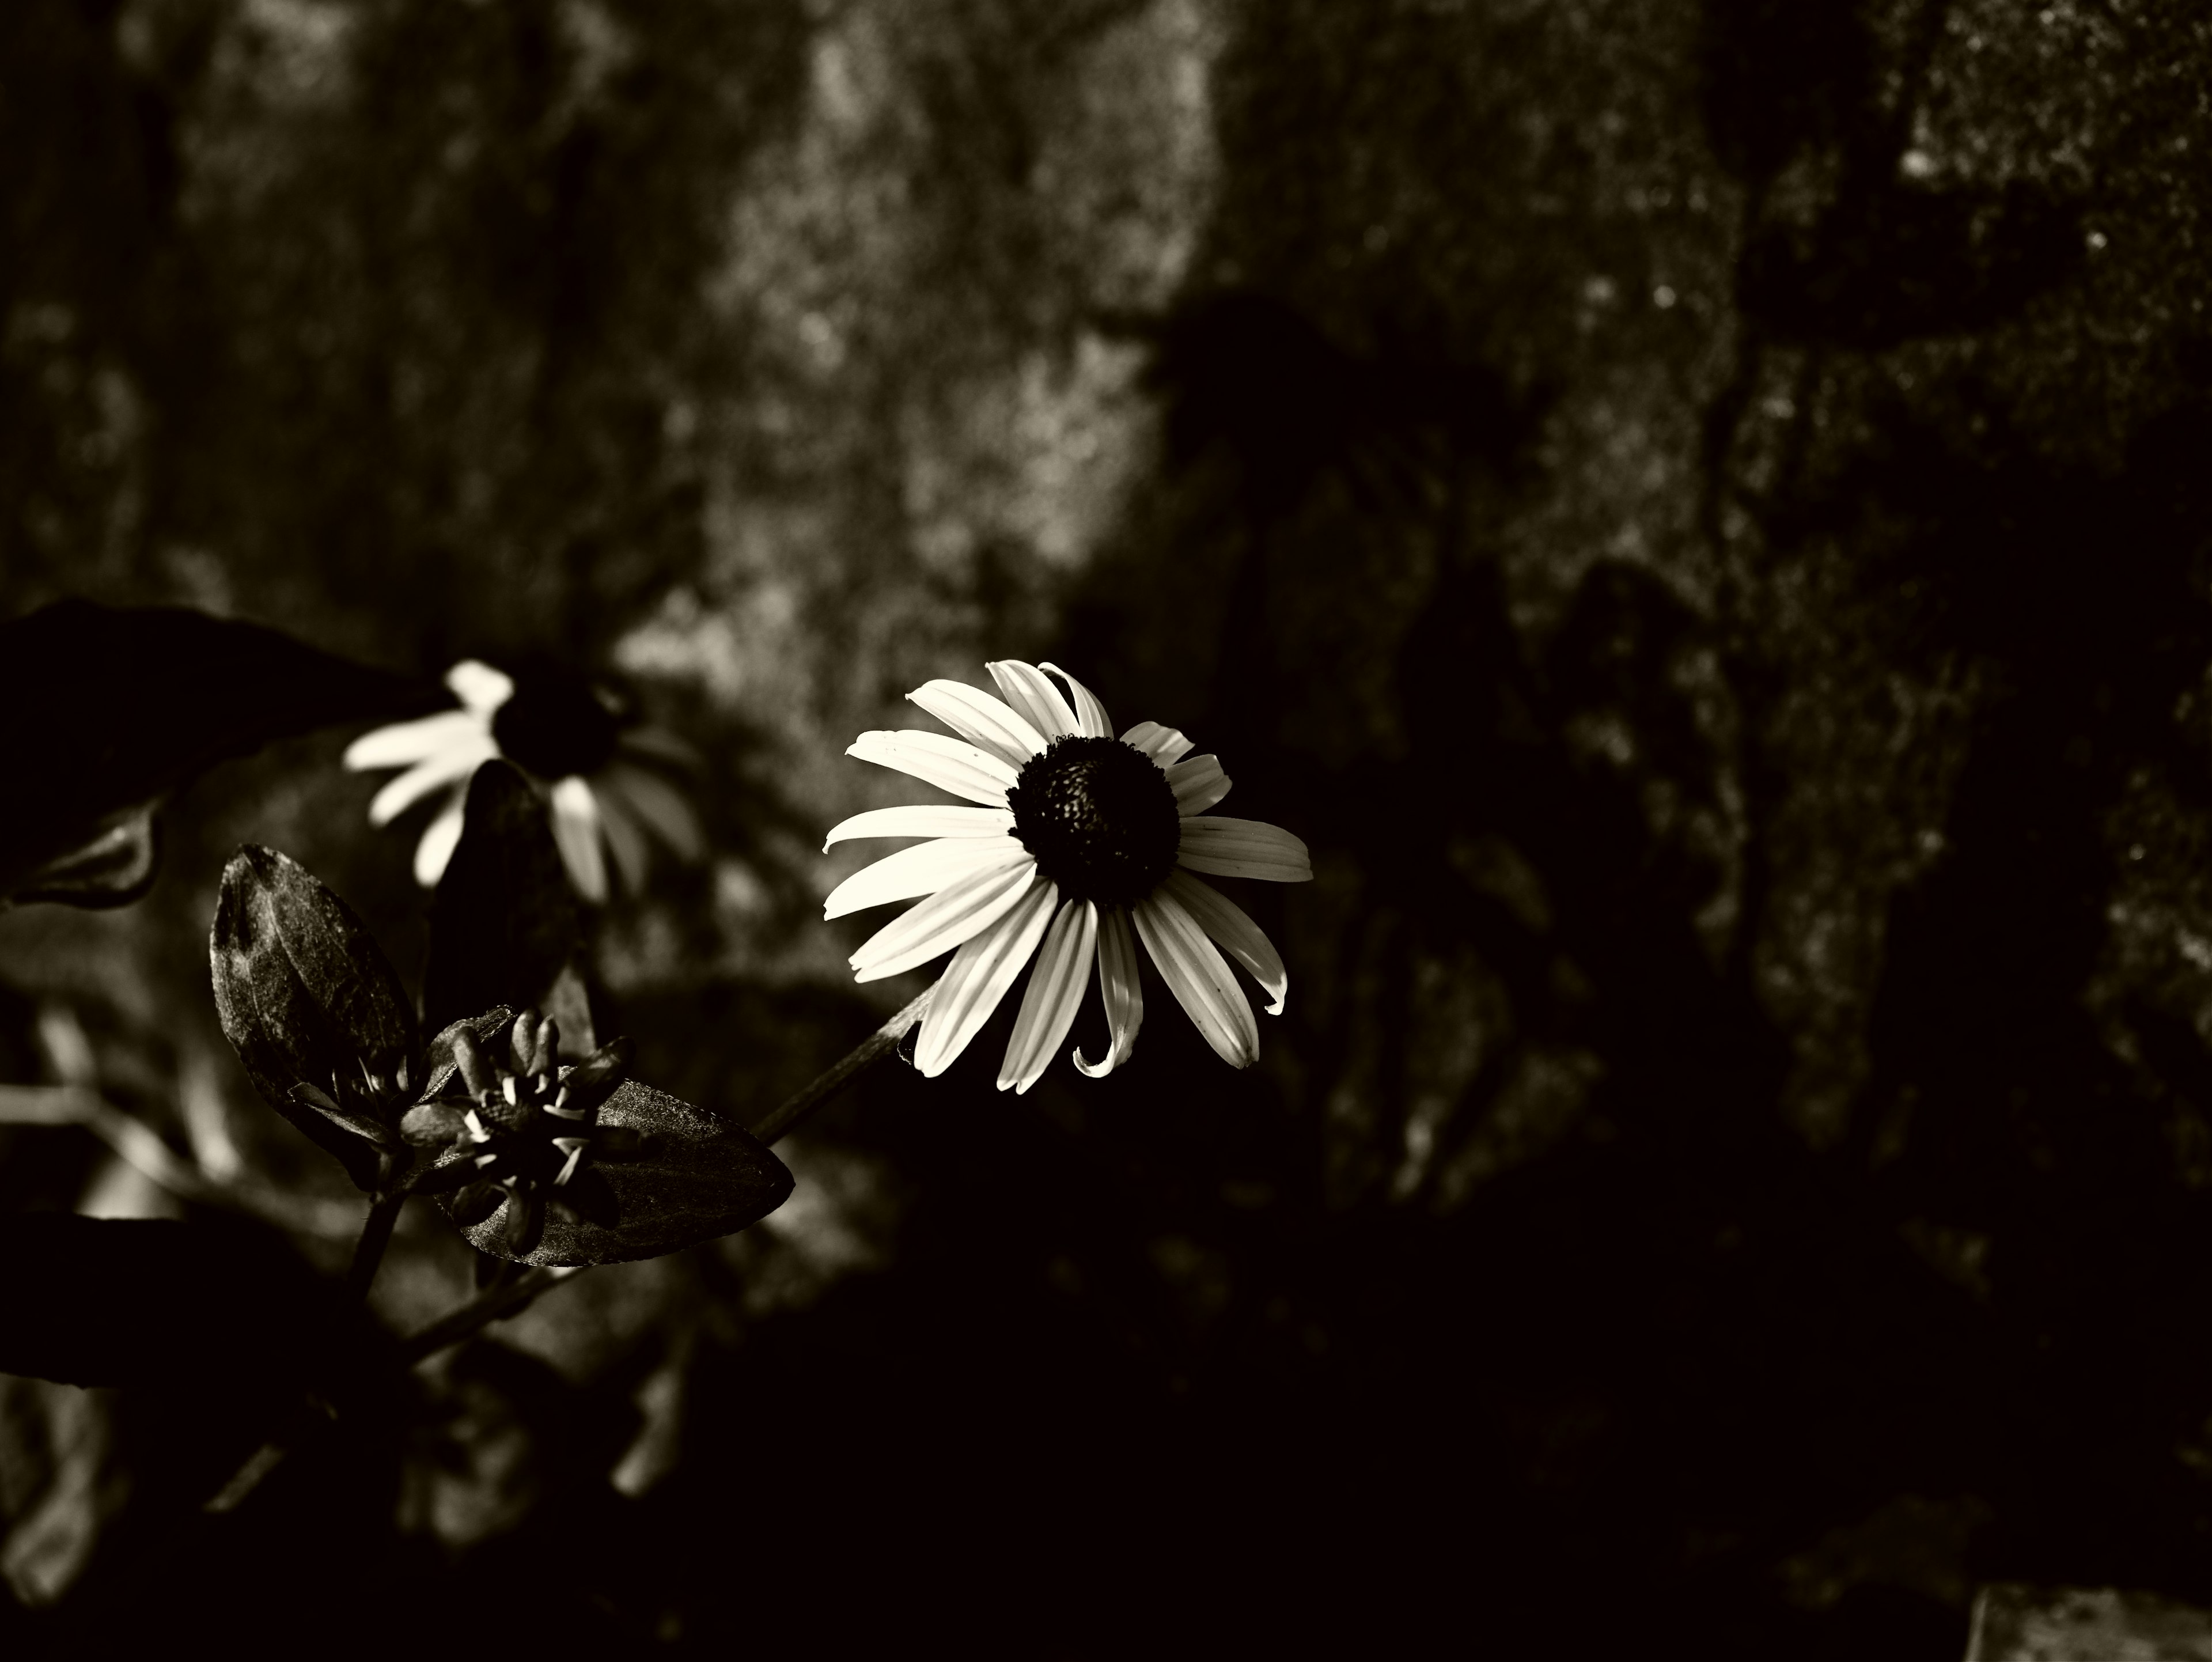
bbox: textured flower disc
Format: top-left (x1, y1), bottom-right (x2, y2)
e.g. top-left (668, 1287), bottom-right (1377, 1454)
top-left (1007, 735), bottom-right (1181, 907)
top-left (491, 671), bottom-right (623, 779)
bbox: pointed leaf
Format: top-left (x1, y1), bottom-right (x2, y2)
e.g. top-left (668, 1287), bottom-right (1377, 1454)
top-left (210, 846), bottom-right (417, 1189)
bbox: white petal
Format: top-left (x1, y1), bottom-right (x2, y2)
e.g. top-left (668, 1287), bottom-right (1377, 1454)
top-left (1132, 890), bottom-right (1259, 1069)
top-left (1119, 720), bottom-right (1194, 767)
top-left (913, 881), bottom-right (1058, 1077)
top-left (446, 659), bottom-right (515, 714)
top-left (596, 783), bottom-right (651, 895)
top-left (1166, 754), bottom-right (1231, 815)
top-left (1175, 816), bottom-right (1313, 882)
top-left (599, 762), bottom-right (704, 860)
top-left (987, 661), bottom-right (1080, 740)
top-left (414, 794), bottom-right (467, 888)
top-left (850, 851), bottom-right (1037, 983)
top-left (368, 732), bottom-right (499, 826)
top-left (848, 730), bottom-right (1018, 807)
top-left (1160, 869), bottom-right (1287, 1016)
top-left (823, 805), bottom-right (1016, 851)
top-left (998, 898), bottom-right (1097, 1093)
top-left (825, 835), bottom-right (1020, 919)
top-left (1040, 662), bottom-right (1112, 739)
top-left (1074, 906), bottom-right (1144, 1078)
top-left (550, 775), bottom-right (608, 903)
top-left (908, 680), bottom-right (1046, 768)
top-left (344, 709), bottom-right (487, 771)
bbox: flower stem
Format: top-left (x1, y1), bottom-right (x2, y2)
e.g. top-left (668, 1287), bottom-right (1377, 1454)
top-left (748, 985), bottom-right (933, 1146)
top-left (397, 1265), bottom-right (582, 1363)
top-left (203, 989), bottom-right (937, 1516)
top-left (342, 1183), bottom-right (407, 1304)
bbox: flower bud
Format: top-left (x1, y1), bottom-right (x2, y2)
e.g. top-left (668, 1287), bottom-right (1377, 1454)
top-left (210, 845), bottom-right (418, 1190)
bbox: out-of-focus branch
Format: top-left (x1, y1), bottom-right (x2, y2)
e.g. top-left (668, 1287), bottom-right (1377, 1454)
top-left (0, 1082), bottom-right (359, 1238)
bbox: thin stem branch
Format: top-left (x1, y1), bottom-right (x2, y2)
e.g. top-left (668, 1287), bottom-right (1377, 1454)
top-left (203, 987), bottom-right (935, 1516)
top-left (398, 1266), bottom-right (581, 1364)
top-left (749, 985), bottom-right (933, 1147)
top-left (342, 1182), bottom-right (408, 1304)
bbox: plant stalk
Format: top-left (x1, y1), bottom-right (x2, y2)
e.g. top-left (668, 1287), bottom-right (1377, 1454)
top-left (205, 988), bottom-right (935, 1515)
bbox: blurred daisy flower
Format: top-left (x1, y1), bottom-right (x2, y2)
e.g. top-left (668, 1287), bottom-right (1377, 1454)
top-left (824, 660), bottom-right (1310, 1091)
top-left (344, 660), bottom-right (703, 902)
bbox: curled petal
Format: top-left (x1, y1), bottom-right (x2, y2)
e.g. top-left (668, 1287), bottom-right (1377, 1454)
top-left (1074, 906), bottom-right (1143, 1078)
top-left (1040, 662), bottom-right (1111, 739)
top-left (908, 680), bottom-right (1047, 768)
top-left (1120, 720), bottom-right (1194, 767)
top-left (987, 661), bottom-right (1081, 740)
top-left (825, 835), bottom-right (1022, 919)
top-left (1176, 816), bottom-right (1313, 882)
top-left (912, 880), bottom-right (1059, 1077)
top-left (998, 898), bottom-right (1097, 1094)
top-left (1165, 754), bottom-right (1231, 815)
top-left (1133, 890), bottom-right (1260, 1069)
top-left (823, 805), bottom-right (1015, 851)
top-left (1160, 868), bottom-right (1288, 1016)
top-left (848, 730), bottom-right (1018, 807)
top-left (849, 851), bottom-right (1037, 983)
top-left (344, 709), bottom-right (487, 772)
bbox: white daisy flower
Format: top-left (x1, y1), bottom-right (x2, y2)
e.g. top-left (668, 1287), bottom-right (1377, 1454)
top-left (343, 660), bottom-right (704, 903)
top-left (823, 660), bottom-right (1312, 1092)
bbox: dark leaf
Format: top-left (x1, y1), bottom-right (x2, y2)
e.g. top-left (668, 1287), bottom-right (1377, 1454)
top-left (209, 846), bottom-right (416, 1189)
top-left (423, 761), bottom-right (602, 1052)
top-left (0, 1213), bottom-right (327, 1388)
top-left (445, 1081), bottom-right (794, 1267)
top-left (0, 599), bottom-right (422, 908)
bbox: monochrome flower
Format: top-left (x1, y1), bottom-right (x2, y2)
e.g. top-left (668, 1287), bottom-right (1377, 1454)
top-left (824, 661), bottom-right (1310, 1091)
top-left (403, 1010), bottom-right (647, 1257)
top-left (343, 660), bottom-right (703, 902)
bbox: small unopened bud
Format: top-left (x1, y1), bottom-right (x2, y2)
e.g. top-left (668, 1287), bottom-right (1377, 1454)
top-left (210, 846), bottom-right (418, 1190)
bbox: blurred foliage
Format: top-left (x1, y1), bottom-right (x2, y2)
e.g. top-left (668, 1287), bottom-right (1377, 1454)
top-left (7, 0), bottom-right (2212, 1655)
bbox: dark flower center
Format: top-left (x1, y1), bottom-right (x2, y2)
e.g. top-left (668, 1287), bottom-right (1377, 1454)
top-left (491, 670), bottom-right (623, 778)
top-left (1007, 735), bottom-right (1180, 907)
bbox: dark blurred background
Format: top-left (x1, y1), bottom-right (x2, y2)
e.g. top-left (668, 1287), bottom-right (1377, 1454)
top-left (5, 0), bottom-right (2212, 1655)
